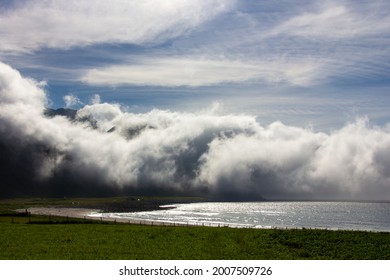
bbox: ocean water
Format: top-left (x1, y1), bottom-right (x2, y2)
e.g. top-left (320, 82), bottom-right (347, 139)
top-left (90, 201), bottom-right (390, 232)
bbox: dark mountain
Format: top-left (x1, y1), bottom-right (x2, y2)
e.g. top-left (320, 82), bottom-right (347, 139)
top-left (44, 108), bottom-right (97, 129)
top-left (44, 108), bottom-right (77, 119)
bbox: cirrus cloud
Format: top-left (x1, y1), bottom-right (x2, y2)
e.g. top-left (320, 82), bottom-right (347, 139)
top-left (0, 0), bottom-right (234, 53)
top-left (81, 56), bottom-right (326, 87)
top-left (260, 1), bottom-right (390, 41)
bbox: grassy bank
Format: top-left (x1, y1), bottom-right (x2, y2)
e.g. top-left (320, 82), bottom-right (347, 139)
top-left (1, 216), bottom-right (389, 259)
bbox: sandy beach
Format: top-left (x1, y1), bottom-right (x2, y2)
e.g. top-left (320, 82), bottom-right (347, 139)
top-left (17, 207), bottom-right (184, 227)
top-left (18, 207), bottom-right (101, 219)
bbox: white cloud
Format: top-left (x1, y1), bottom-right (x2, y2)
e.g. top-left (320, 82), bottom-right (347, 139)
top-left (81, 56), bottom-right (326, 87)
top-left (2, 0), bottom-right (388, 90)
top-left (267, 3), bottom-right (390, 39)
top-left (2, 61), bottom-right (390, 200)
top-left (63, 94), bottom-right (82, 108)
top-left (238, 1), bottom-right (390, 87)
top-left (0, 61), bottom-right (47, 111)
top-left (82, 57), bottom-right (260, 87)
top-left (90, 94), bottom-right (101, 104)
top-left (0, 0), bottom-right (234, 53)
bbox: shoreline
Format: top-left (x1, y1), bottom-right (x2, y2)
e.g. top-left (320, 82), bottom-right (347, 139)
top-left (16, 207), bottom-right (184, 227)
top-left (16, 207), bottom-right (101, 219)
top-left (16, 207), bottom-right (390, 232)
top-left (15, 207), bottom-right (279, 228)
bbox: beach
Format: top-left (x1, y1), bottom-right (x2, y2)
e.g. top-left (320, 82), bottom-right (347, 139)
top-left (18, 208), bottom-right (101, 219)
top-left (17, 207), bottom-right (183, 227)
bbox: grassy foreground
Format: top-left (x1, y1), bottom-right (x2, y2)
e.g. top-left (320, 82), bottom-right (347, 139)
top-left (1, 216), bottom-right (389, 259)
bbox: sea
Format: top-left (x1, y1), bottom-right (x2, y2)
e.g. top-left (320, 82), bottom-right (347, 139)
top-left (90, 201), bottom-right (390, 232)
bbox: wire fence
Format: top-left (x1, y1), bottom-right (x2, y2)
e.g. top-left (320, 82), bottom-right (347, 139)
top-left (82, 215), bottom-right (270, 229)
top-left (7, 213), bottom-right (266, 229)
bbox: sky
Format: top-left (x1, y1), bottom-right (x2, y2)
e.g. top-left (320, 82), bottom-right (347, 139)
top-left (1, 0), bottom-right (390, 200)
top-left (1, 0), bottom-right (389, 130)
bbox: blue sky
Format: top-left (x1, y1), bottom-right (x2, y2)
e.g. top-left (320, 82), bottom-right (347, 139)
top-left (1, 0), bottom-right (390, 131)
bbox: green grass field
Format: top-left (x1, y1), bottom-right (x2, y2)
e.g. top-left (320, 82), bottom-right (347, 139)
top-left (1, 215), bottom-right (389, 260)
top-left (1, 197), bottom-right (389, 260)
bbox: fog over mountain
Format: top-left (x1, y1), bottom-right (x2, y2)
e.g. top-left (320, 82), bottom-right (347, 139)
top-left (1, 61), bottom-right (390, 200)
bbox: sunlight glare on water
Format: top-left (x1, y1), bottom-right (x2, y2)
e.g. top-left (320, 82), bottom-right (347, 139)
top-left (90, 201), bottom-right (390, 232)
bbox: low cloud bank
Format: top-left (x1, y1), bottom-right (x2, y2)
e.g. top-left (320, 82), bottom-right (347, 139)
top-left (1, 62), bottom-right (390, 200)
